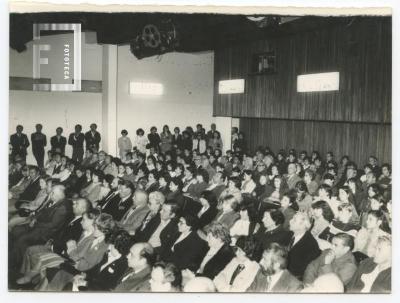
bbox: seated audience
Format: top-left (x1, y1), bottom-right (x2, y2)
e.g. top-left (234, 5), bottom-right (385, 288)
top-left (280, 190), bottom-right (299, 230)
top-left (241, 170), bottom-right (257, 194)
top-left (254, 209), bottom-right (292, 261)
top-left (71, 229), bottom-right (132, 291)
top-left (43, 212), bottom-right (116, 291)
top-left (197, 190), bottom-right (219, 230)
top-left (247, 243), bottom-right (302, 292)
top-left (230, 204), bottom-right (259, 243)
top-left (164, 215), bottom-right (208, 271)
top-left (16, 198), bottom-right (90, 285)
top-left (114, 242), bottom-right (155, 291)
top-left (287, 212), bottom-right (321, 280)
top-left (196, 223), bottom-right (234, 279)
top-left (118, 189), bottom-right (150, 235)
top-left (7, 122), bottom-right (392, 293)
top-left (214, 236), bottom-right (259, 292)
top-left (302, 273), bottom-right (344, 293)
top-left (9, 185), bottom-right (72, 271)
top-left (354, 210), bottom-right (390, 259)
top-left (79, 169), bottom-right (104, 204)
top-left (213, 195), bottom-right (240, 230)
top-left (183, 277), bottom-right (216, 292)
top-left (303, 233), bottom-right (357, 286)
top-left (145, 261), bottom-right (182, 292)
top-left (347, 235), bottom-right (391, 293)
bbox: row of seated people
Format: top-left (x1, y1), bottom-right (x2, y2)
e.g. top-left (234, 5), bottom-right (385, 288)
top-left (8, 186), bottom-right (391, 292)
top-left (8, 145), bottom-right (391, 292)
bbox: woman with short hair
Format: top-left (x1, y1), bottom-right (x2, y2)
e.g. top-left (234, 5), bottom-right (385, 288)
top-left (214, 236), bottom-right (260, 292)
top-left (118, 129), bottom-right (133, 161)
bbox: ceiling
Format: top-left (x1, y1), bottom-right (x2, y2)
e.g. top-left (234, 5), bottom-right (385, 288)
top-left (10, 12), bottom-right (370, 59)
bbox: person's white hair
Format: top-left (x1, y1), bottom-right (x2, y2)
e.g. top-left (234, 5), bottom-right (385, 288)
top-left (302, 273), bottom-right (344, 293)
top-left (183, 277), bottom-right (216, 292)
top-left (293, 211), bottom-right (312, 230)
top-left (149, 191), bottom-right (165, 205)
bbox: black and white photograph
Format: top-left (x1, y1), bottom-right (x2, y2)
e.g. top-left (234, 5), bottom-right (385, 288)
top-left (4, 0), bottom-right (396, 297)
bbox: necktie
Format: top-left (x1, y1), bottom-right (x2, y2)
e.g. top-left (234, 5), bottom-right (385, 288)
top-left (265, 275), bottom-right (272, 291)
top-left (288, 237), bottom-right (295, 250)
top-left (197, 140), bottom-right (200, 152)
top-left (122, 207), bottom-right (136, 224)
top-left (229, 264), bottom-right (245, 285)
top-left (46, 200), bottom-right (55, 208)
top-left (120, 268), bottom-right (134, 283)
top-left (35, 195), bottom-right (51, 213)
top-left (140, 212), bottom-right (153, 231)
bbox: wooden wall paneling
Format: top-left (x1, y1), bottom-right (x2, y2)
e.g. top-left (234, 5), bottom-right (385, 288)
top-left (240, 118), bottom-right (391, 166)
top-left (213, 17), bottom-right (391, 124)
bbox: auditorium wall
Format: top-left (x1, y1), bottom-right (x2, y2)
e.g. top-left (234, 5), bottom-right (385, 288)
top-left (9, 33), bottom-right (103, 164)
top-left (213, 16), bottom-right (391, 165)
top-left (116, 47), bottom-right (216, 140)
top-left (240, 118), bottom-right (391, 165)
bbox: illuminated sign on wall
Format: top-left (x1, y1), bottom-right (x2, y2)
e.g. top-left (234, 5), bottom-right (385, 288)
top-left (297, 72), bottom-right (340, 92)
top-left (218, 79), bottom-right (245, 94)
top-left (129, 82), bottom-right (163, 95)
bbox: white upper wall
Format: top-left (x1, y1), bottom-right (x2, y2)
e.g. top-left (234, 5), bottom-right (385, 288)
top-left (116, 47), bottom-right (215, 137)
top-left (10, 32), bottom-right (102, 81)
top-left (9, 33), bottom-right (103, 163)
top-left (9, 32), bottom-right (217, 163)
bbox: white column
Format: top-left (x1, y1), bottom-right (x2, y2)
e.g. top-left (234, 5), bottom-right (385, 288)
top-left (215, 116), bottom-right (236, 153)
top-left (101, 45), bottom-right (118, 156)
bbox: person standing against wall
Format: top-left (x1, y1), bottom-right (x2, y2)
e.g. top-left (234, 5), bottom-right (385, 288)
top-left (10, 125), bottom-right (30, 163)
top-left (85, 123), bottom-right (101, 152)
top-left (68, 124), bottom-right (85, 163)
top-left (31, 124), bottom-right (47, 168)
top-left (50, 127), bottom-right (67, 155)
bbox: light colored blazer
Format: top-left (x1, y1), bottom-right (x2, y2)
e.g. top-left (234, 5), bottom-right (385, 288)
top-left (118, 205), bottom-right (150, 234)
top-left (214, 257), bottom-right (259, 292)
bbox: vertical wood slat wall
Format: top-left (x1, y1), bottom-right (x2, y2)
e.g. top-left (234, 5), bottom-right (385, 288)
top-left (213, 17), bottom-right (391, 165)
top-left (240, 118), bottom-right (391, 165)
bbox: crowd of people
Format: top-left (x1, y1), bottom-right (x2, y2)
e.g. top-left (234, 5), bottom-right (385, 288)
top-left (8, 122), bottom-right (392, 293)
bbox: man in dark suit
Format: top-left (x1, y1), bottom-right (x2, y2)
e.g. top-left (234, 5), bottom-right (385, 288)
top-left (247, 243), bottom-right (302, 292)
top-left (10, 125), bottom-right (30, 162)
top-left (99, 177), bottom-right (123, 213)
top-left (52, 197), bottom-right (91, 254)
top-left (9, 185), bottom-right (72, 270)
top-left (85, 123), bottom-right (101, 152)
top-left (113, 242), bottom-right (155, 292)
top-left (206, 123), bottom-right (220, 145)
top-left (68, 124), bottom-right (85, 163)
top-left (164, 215), bottom-right (208, 271)
top-left (287, 212), bottom-right (321, 280)
top-left (206, 172), bottom-right (226, 200)
top-left (140, 203), bottom-right (180, 258)
top-left (133, 191), bottom-right (165, 242)
top-left (118, 189), bottom-right (150, 235)
top-left (285, 163), bottom-right (302, 190)
top-left (50, 127), bottom-right (67, 155)
top-left (94, 151), bottom-right (107, 170)
top-left (14, 166), bottom-right (42, 209)
top-left (104, 180), bottom-right (134, 221)
top-left (30, 124), bottom-right (47, 168)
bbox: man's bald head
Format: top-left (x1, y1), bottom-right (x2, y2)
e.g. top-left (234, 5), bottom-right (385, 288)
top-left (51, 185), bottom-right (66, 202)
top-left (73, 198), bottom-right (91, 216)
top-left (133, 189), bottom-right (148, 207)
